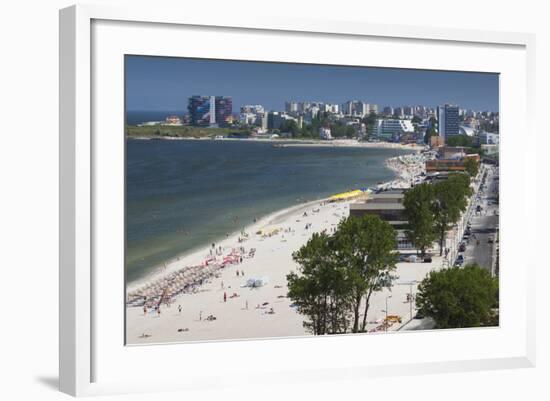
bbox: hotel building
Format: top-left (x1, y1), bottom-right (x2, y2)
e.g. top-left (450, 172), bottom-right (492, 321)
top-left (375, 119), bottom-right (415, 141)
top-left (188, 95), bottom-right (233, 127)
top-left (437, 104), bottom-right (460, 140)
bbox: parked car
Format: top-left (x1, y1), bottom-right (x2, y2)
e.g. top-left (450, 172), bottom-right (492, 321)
top-left (459, 242), bottom-right (466, 252)
top-left (423, 255), bottom-right (432, 263)
top-left (488, 235), bottom-right (495, 243)
top-left (455, 254), bottom-right (465, 266)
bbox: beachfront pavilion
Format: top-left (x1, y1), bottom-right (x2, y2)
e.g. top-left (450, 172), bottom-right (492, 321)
top-left (349, 189), bottom-right (413, 250)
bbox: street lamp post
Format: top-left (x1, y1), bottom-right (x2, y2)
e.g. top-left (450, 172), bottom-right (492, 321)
top-left (397, 281), bottom-right (417, 321)
top-left (385, 295), bottom-right (392, 332)
top-left (409, 282), bottom-right (414, 321)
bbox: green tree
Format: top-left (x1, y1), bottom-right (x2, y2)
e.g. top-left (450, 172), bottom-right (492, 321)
top-left (411, 115), bottom-right (422, 124)
top-left (403, 183), bottom-right (437, 256)
top-left (424, 117), bottom-right (437, 144)
top-left (463, 157), bottom-right (479, 177)
top-left (432, 174), bottom-right (472, 255)
top-left (416, 264), bottom-right (499, 328)
top-left (280, 120), bottom-right (299, 137)
top-left (446, 134), bottom-right (473, 147)
top-left (363, 112), bottom-right (378, 139)
top-left (288, 233), bottom-right (353, 335)
top-left (332, 215), bottom-right (398, 332)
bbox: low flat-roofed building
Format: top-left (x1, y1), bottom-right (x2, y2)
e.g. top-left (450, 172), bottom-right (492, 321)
top-left (481, 144), bottom-right (499, 155)
top-left (426, 153), bottom-right (480, 172)
top-left (350, 189), bottom-right (408, 230)
top-left (437, 146), bottom-right (467, 159)
top-left (426, 159), bottom-right (466, 172)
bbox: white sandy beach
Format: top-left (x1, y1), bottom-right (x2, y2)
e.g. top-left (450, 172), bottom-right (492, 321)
top-left (126, 151), bottom-right (440, 344)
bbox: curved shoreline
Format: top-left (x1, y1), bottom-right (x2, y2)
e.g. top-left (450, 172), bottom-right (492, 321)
top-left (126, 197), bottom-right (331, 292)
top-left (126, 149), bottom-right (421, 292)
top-left (125, 149), bottom-right (430, 343)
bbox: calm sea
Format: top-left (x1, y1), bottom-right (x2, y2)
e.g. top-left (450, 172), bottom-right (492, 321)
top-left (126, 139), bottom-right (410, 282)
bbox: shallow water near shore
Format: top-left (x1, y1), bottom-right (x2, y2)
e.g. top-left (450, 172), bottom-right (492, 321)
top-left (126, 139), bottom-right (411, 283)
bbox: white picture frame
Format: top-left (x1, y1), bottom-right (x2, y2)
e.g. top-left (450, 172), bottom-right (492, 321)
top-left (59, 4), bottom-right (536, 397)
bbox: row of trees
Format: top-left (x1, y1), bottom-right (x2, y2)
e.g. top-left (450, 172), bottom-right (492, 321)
top-left (278, 114), bottom-right (359, 139)
top-left (404, 173), bottom-right (473, 256)
top-left (287, 170), bottom-right (497, 334)
top-left (276, 111), bottom-right (384, 140)
top-left (287, 215), bottom-right (398, 335)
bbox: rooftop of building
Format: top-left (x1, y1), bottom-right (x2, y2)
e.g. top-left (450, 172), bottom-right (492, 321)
top-left (350, 202), bottom-right (405, 211)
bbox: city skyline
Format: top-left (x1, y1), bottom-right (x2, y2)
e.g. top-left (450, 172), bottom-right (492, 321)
top-left (125, 56), bottom-right (499, 113)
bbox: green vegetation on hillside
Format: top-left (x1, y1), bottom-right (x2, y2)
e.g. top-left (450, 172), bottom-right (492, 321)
top-left (125, 124), bottom-right (250, 138)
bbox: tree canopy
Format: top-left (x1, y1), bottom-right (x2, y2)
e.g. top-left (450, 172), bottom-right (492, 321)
top-left (416, 264), bottom-right (499, 328)
top-left (403, 183), bottom-right (437, 256)
top-left (432, 174), bottom-right (472, 255)
top-left (287, 233), bottom-right (353, 335)
top-left (464, 157), bottom-right (479, 177)
top-left (445, 134), bottom-right (473, 147)
top-left (332, 214), bottom-right (398, 332)
top-left (424, 117), bottom-right (438, 144)
top-left (287, 214), bottom-right (398, 334)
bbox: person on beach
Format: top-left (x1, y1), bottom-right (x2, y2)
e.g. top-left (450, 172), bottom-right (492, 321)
top-left (223, 292), bottom-right (227, 303)
top-left (143, 305), bottom-right (147, 316)
top-left (178, 305), bottom-right (182, 314)
top-left (236, 270), bottom-right (239, 277)
top-left (157, 308), bottom-right (161, 317)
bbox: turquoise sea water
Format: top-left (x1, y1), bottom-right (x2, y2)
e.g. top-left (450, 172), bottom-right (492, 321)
top-left (126, 139), bottom-right (410, 282)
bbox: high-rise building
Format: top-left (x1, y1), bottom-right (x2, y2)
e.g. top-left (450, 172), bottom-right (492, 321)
top-left (437, 104), bottom-right (460, 139)
top-left (404, 106), bottom-right (415, 116)
top-left (367, 104), bottom-right (378, 115)
top-left (376, 119), bottom-right (414, 140)
top-left (240, 105), bottom-right (264, 114)
top-left (188, 95), bottom-right (232, 127)
top-left (344, 100), bottom-right (369, 117)
top-left (285, 101), bottom-right (299, 114)
top-left (214, 96), bottom-right (232, 126)
top-left (188, 96), bottom-right (214, 126)
top-left (322, 103), bottom-right (339, 114)
top-left (257, 112), bottom-right (268, 130)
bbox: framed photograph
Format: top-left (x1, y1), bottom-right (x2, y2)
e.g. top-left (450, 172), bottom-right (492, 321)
top-left (60, 4), bottom-right (536, 396)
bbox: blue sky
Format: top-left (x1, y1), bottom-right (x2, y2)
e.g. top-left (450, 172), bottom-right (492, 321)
top-left (125, 55), bottom-right (499, 113)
